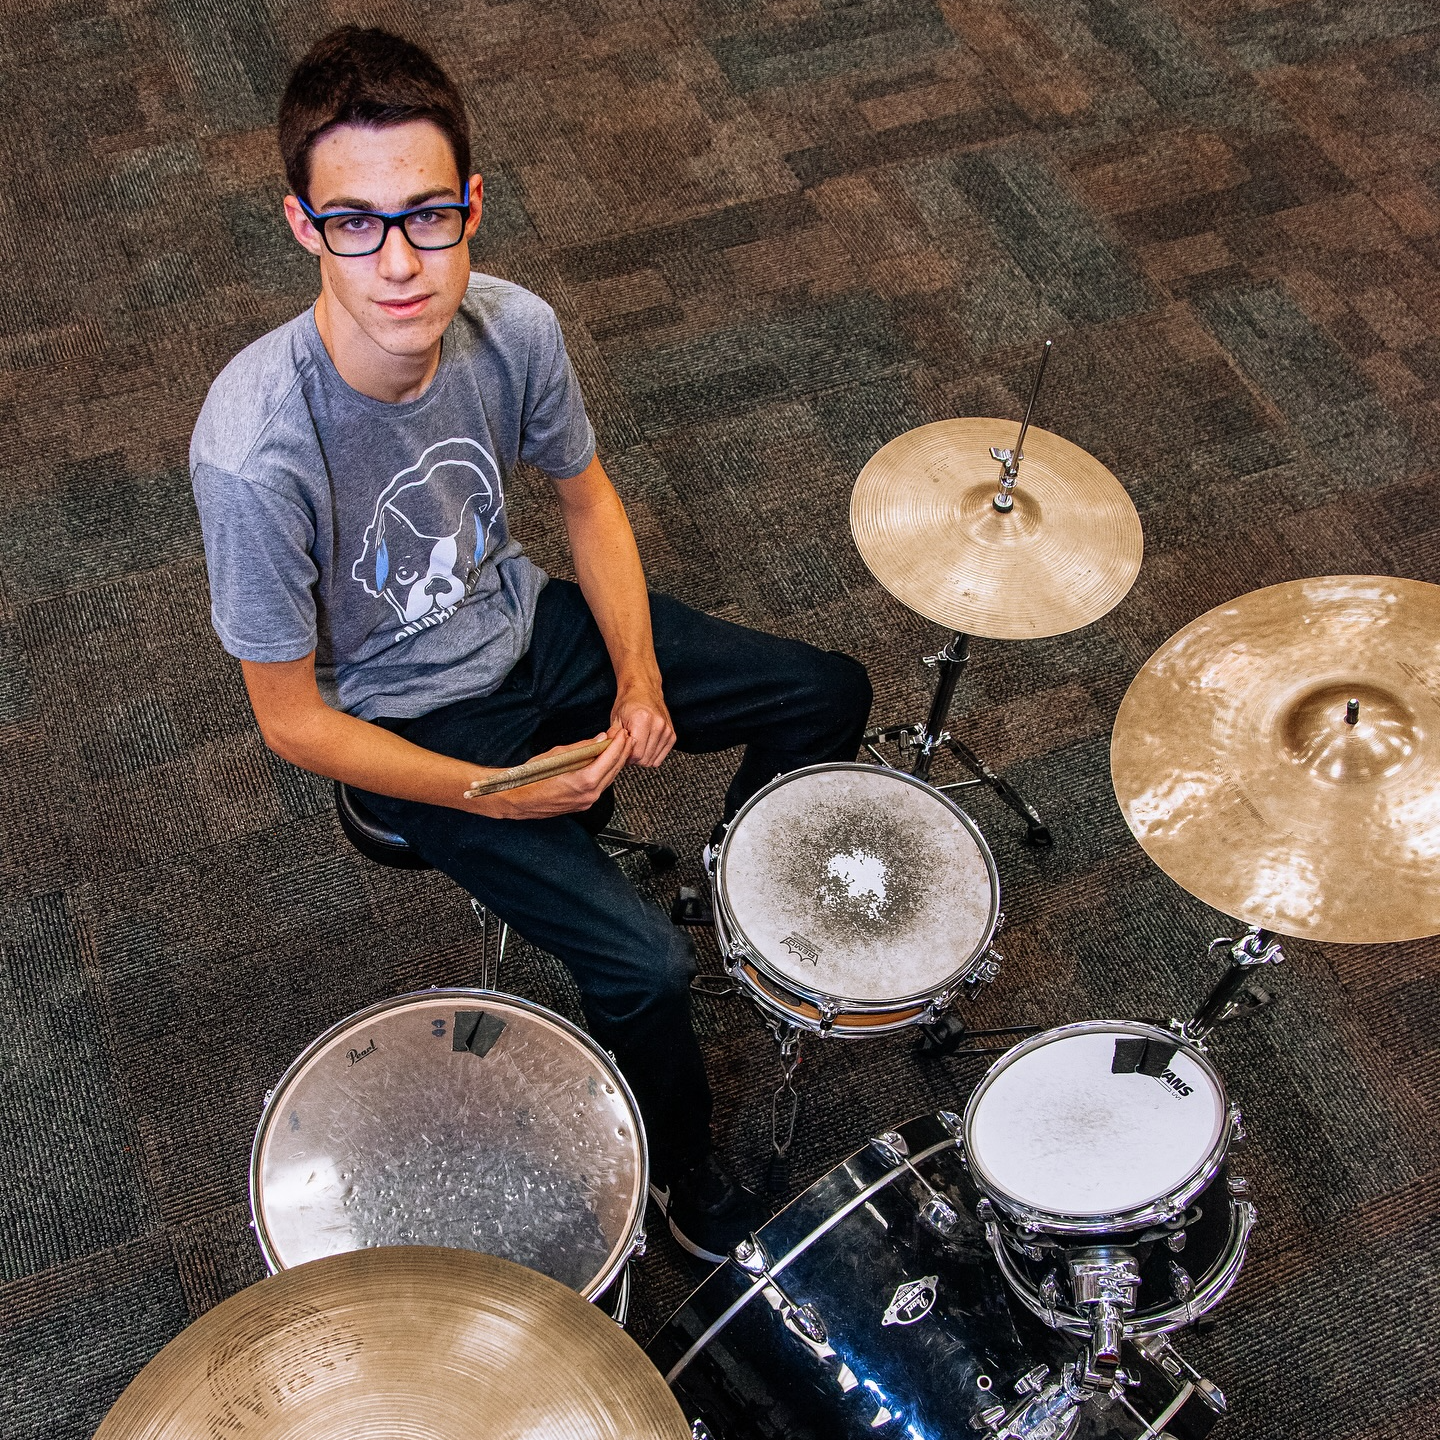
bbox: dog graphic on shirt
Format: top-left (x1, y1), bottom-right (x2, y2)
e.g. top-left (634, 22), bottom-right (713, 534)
top-left (352, 437), bottom-right (505, 634)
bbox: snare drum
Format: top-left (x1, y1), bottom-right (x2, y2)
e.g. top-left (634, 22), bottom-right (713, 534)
top-left (711, 763), bottom-right (1001, 1034)
top-left (963, 1021), bottom-right (1257, 1342)
top-left (250, 990), bottom-right (647, 1313)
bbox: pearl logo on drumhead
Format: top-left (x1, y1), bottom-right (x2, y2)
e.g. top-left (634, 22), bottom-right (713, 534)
top-left (882, 1275), bottom-right (938, 1326)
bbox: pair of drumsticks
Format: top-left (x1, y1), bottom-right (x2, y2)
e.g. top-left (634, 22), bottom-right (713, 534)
top-left (463, 736), bottom-right (612, 800)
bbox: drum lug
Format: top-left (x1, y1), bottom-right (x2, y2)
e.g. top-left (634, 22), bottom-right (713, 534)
top-left (1227, 1174), bottom-right (1250, 1196)
top-left (1168, 1258), bottom-right (1194, 1301)
top-left (1166, 1229), bottom-right (1187, 1252)
top-left (817, 999), bottom-right (839, 1033)
top-left (965, 948), bottom-right (1003, 994)
top-left (936, 1109), bottom-right (965, 1149)
top-left (918, 989), bottom-right (955, 1025)
top-left (871, 1130), bottom-right (958, 1233)
top-left (1228, 1102), bottom-right (1246, 1142)
top-left (631, 1227), bottom-right (647, 1259)
top-left (730, 1234), bottom-right (828, 1345)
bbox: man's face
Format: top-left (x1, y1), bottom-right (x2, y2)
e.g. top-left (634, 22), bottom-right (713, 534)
top-left (283, 119), bottom-right (483, 362)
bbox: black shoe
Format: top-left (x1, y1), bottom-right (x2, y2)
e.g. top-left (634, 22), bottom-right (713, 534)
top-left (650, 1151), bottom-right (769, 1264)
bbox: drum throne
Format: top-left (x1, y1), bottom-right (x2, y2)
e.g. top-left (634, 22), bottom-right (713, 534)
top-left (335, 782), bottom-right (676, 988)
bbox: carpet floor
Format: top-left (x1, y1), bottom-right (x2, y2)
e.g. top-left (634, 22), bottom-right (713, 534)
top-left (1, 0), bottom-right (1438, 1435)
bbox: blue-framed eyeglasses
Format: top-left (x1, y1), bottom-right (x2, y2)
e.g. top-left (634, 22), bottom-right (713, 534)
top-left (296, 182), bottom-right (471, 257)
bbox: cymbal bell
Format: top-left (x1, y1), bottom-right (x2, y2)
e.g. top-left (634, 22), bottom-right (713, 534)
top-left (94, 1246), bottom-right (689, 1440)
top-left (1111, 575), bottom-right (1440, 944)
top-left (850, 419), bottom-right (1143, 640)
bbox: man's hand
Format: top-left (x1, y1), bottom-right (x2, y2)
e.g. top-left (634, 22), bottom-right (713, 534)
top-left (613, 677), bottom-right (675, 768)
top-left (473, 724), bottom-right (633, 819)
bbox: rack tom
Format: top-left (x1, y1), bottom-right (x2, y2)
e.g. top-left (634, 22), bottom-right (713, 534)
top-left (963, 1021), bottom-right (1257, 1343)
top-left (711, 764), bottom-right (1002, 1034)
top-left (250, 989), bottom-right (647, 1312)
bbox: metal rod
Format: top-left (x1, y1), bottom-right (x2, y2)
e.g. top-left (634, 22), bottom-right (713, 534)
top-left (1012, 338), bottom-right (1053, 466)
top-left (992, 339), bottom-right (1053, 513)
top-left (912, 634), bottom-right (969, 782)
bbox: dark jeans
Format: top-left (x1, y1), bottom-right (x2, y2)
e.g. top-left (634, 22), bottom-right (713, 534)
top-left (363, 580), bottom-right (872, 1178)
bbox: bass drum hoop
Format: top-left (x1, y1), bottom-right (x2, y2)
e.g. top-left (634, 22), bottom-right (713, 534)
top-left (962, 1019), bottom-right (1233, 1234)
top-left (713, 762), bottom-right (1001, 1018)
top-left (249, 987), bottom-right (649, 1303)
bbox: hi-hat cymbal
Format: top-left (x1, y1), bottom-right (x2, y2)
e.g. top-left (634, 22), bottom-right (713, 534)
top-left (94, 1246), bottom-right (689, 1440)
top-left (1111, 575), bottom-right (1440, 944)
top-left (850, 418), bottom-right (1143, 640)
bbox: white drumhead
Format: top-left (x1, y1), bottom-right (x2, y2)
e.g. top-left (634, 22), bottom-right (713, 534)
top-left (251, 992), bottom-right (645, 1297)
top-left (719, 765), bottom-right (998, 1003)
top-left (967, 1026), bottom-right (1225, 1218)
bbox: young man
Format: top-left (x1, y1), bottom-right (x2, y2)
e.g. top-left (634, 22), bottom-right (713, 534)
top-left (190, 27), bottom-right (871, 1262)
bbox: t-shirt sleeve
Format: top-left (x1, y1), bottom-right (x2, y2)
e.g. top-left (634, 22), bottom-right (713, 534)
top-left (519, 305), bottom-right (597, 479)
top-left (191, 460), bottom-right (320, 662)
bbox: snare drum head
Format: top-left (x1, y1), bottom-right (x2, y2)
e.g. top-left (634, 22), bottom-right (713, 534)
top-left (252, 992), bottom-right (645, 1297)
top-left (719, 765), bottom-right (998, 1003)
top-left (965, 1024), bottom-right (1226, 1219)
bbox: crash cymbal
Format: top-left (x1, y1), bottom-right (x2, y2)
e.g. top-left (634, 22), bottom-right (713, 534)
top-left (94, 1246), bottom-right (689, 1440)
top-left (1111, 575), bottom-right (1440, 944)
top-left (850, 418), bottom-right (1143, 640)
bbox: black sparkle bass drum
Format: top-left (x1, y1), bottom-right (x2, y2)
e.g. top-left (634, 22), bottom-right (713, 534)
top-left (647, 1114), bottom-right (1228, 1440)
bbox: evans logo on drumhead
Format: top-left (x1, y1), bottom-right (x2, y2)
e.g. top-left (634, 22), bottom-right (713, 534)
top-left (1157, 1068), bottom-right (1194, 1098)
top-left (882, 1275), bottom-right (938, 1326)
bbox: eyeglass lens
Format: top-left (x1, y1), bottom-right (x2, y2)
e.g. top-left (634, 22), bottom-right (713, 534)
top-left (322, 207), bottom-right (466, 256)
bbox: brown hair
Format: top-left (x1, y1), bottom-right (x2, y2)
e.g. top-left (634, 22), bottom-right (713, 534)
top-left (278, 27), bottom-right (471, 202)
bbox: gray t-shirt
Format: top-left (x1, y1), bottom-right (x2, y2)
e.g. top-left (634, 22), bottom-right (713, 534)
top-left (190, 273), bottom-right (595, 720)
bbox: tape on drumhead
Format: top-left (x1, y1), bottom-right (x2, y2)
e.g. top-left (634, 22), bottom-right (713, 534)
top-left (452, 1010), bottom-right (506, 1057)
top-left (1111, 1036), bottom-right (1179, 1077)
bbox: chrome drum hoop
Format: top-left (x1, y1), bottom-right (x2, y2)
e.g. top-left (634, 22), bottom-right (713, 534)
top-left (984, 1193), bottom-right (1258, 1340)
top-left (962, 1020), bottom-right (1233, 1235)
top-left (249, 988), bottom-right (649, 1303)
top-left (711, 762), bottom-right (1001, 1029)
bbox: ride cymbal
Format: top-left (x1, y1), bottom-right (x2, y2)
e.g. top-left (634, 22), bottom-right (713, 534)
top-left (850, 418), bottom-right (1143, 640)
top-left (94, 1246), bottom-right (689, 1440)
top-left (1111, 575), bottom-right (1440, 944)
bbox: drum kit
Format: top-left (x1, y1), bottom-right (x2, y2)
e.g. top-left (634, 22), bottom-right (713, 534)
top-left (96, 349), bottom-right (1440, 1439)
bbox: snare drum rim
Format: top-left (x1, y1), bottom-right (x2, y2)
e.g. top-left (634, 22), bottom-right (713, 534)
top-left (715, 762), bottom-right (1002, 1014)
top-left (961, 1019), bottom-right (1232, 1234)
top-left (249, 987), bottom-right (649, 1299)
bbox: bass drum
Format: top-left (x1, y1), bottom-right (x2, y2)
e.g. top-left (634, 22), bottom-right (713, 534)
top-left (647, 1114), bottom-right (1226, 1440)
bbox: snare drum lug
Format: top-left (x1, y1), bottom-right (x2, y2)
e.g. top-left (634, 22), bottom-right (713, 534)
top-left (1229, 1102), bottom-right (1246, 1142)
top-left (262, 1089), bottom-right (274, 1104)
top-left (1166, 1229), bottom-right (1188, 1253)
top-left (632, 1228), bottom-right (647, 1259)
top-left (817, 1000), bottom-right (839, 1033)
top-left (1168, 1259), bottom-right (1194, 1301)
top-left (1227, 1175), bottom-right (1250, 1195)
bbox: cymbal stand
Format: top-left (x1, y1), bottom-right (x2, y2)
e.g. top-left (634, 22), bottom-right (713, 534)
top-left (1175, 927), bottom-right (1285, 1045)
top-left (864, 341), bottom-right (1056, 848)
top-left (865, 633), bottom-right (1052, 846)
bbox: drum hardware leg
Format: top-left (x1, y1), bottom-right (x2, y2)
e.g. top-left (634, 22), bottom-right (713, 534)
top-left (1133, 1336), bottom-right (1228, 1416)
top-left (1177, 927), bottom-right (1285, 1044)
top-left (869, 1130), bottom-right (959, 1233)
top-left (670, 886), bottom-right (714, 927)
top-left (469, 897), bottom-right (510, 992)
top-left (766, 1023), bottom-right (803, 1202)
top-left (864, 633), bottom-right (1054, 845)
top-left (689, 973), bottom-right (740, 998)
top-left (914, 1015), bottom-right (1043, 1059)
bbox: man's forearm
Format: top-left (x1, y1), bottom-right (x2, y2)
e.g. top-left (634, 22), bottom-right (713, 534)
top-left (558, 463), bottom-right (660, 692)
top-left (262, 703), bottom-right (483, 810)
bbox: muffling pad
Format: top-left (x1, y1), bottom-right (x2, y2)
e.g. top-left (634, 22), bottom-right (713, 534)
top-left (453, 1011), bottom-right (506, 1057)
top-left (1112, 1036), bottom-right (1178, 1077)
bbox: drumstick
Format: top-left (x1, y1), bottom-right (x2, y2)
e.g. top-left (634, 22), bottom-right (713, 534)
top-left (463, 736), bottom-right (611, 799)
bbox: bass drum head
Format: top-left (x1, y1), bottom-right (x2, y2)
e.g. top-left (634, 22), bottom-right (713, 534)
top-left (965, 1022), bottom-right (1226, 1221)
top-left (251, 990), bottom-right (646, 1299)
top-left (718, 764), bottom-right (998, 1005)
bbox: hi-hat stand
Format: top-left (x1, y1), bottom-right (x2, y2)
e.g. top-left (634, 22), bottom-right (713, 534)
top-left (865, 341), bottom-right (1055, 847)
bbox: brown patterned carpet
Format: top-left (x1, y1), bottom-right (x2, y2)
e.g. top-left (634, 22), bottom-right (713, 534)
top-left (2, 0), bottom-right (1439, 1435)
